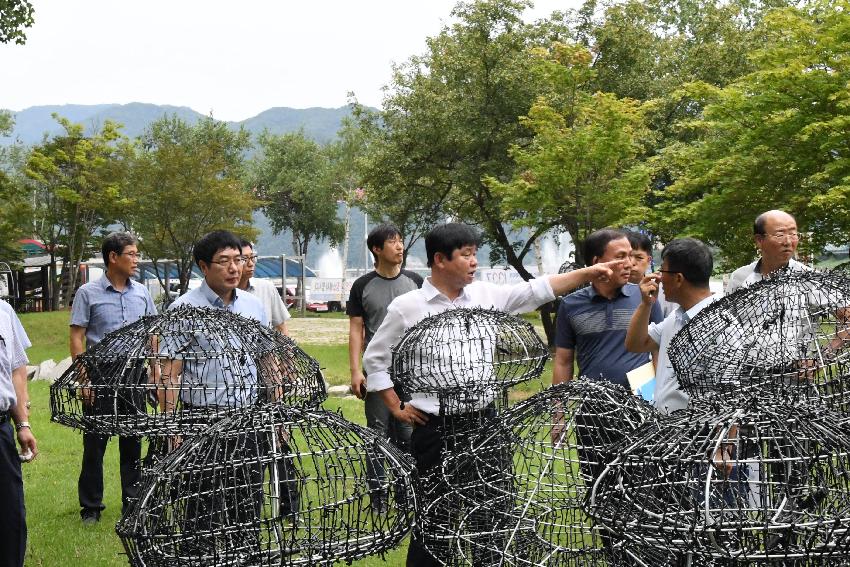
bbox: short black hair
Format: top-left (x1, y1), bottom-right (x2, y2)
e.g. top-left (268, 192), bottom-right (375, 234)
top-left (626, 231), bottom-right (652, 254)
top-left (425, 223), bottom-right (481, 268)
top-left (366, 224), bottom-right (402, 261)
top-left (194, 230), bottom-right (243, 267)
top-left (583, 228), bottom-right (628, 266)
top-left (238, 238), bottom-right (256, 255)
top-left (102, 232), bottom-right (137, 267)
top-left (661, 238), bottom-right (713, 287)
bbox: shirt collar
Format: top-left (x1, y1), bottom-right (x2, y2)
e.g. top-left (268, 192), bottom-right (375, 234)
top-left (99, 274), bottom-right (133, 292)
top-left (679, 293), bottom-right (717, 322)
top-left (422, 277), bottom-right (444, 302)
top-left (200, 279), bottom-right (240, 307)
top-left (422, 277), bottom-right (472, 303)
top-left (589, 283), bottom-right (629, 300)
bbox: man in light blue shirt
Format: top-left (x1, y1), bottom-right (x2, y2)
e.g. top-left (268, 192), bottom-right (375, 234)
top-left (163, 230), bottom-right (267, 410)
top-left (70, 232), bottom-right (156, 524)
top-left (0, 299), bottom-right (37, 567)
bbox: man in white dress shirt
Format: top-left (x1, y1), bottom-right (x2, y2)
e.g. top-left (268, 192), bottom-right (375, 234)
top-left (362, 223), bottom-right (621, 567)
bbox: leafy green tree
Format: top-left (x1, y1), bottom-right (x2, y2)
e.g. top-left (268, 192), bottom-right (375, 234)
top-left (351, 103), bottom-right (450, 265)
top-left (0, 111), bottom-right (28, 262)
top-left (372, 0), bottom-right (574, 278)
top-left (0, 0), bottom-right (34, 44)
top-left (249, 129), bottom-right (345, 273)
top-left (25, 115), bottom-right (131, 308)
top-left (654, 1), bottom-right (850, 268)
top-left (126, 115), bottom-right (258, 295)
top-left (490, 42), bottom-right (652, 266)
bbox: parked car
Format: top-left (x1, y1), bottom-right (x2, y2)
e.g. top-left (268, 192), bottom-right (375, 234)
top-left (306, 301), bottom-right (343, 313)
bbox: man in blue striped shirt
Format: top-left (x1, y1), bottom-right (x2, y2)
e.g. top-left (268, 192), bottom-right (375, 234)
top-left (70, 232), bottom-right (156, 525)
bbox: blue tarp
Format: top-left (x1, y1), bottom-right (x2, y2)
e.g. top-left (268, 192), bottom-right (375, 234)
top-left (136, 258), bottom-right (315, 282)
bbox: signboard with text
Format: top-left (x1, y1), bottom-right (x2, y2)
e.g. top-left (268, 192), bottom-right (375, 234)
top-left (308, 278), bottom-right (355, 302)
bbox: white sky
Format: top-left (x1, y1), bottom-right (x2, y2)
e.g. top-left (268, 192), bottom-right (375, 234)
top-left (0, 0), bottom-right (583, 121)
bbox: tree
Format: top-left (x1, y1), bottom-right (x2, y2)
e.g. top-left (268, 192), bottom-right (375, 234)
top-left (351, 103), bottom-right (450, 265)
top-left (0, 0), bottom-right (34, 44)
top-left (653, 1), bottom-right (850, 267)
top-left (126, 115), bottom-right (258, 296)
top-left (249, 130), bottom-right (345, 278)
top-left (25, 115), bottom-right (131, 308)
top-left (372, 0), bottom-right (572, 278)
top-left (0, 111), bottom-right (28, 262)
top-left (490, 42), bottom-right (652, 266)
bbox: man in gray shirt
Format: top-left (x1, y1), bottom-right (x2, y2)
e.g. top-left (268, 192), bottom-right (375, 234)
top-left (70, 232), bottom-right (156, 524)
top-left (347, 224), bottom-right (422, 511)
top-left (237, 239), bottom-right (290, 335)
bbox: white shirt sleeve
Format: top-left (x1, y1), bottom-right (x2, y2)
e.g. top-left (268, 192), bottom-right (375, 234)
top-left (492, 277), bottom-right (556, 314)
top-left (363, 302), bottom-right (408, 393)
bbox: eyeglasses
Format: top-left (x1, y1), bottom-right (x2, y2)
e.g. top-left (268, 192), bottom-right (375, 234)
top-left (758, 232), bottom-right (800, 242)
top-left (242, 254), bottom-right (259, 264)
top-left (209, 256), bottom-right (246, 268)
top-left (119, 251), bottom-right (141, 259)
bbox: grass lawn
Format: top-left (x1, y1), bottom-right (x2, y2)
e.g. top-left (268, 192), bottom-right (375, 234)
top-left (16, 309), bottom-right (558, 566)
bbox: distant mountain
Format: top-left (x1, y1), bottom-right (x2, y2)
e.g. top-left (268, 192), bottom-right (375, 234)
top-left (0, 102), bottom-right (356, 145)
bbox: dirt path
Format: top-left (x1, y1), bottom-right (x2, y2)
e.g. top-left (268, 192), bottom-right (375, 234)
top-left (288, 317), bottom-right (349, 345)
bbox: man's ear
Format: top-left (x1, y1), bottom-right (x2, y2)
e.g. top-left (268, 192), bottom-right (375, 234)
top-left (591, 256), bottom-right (599, 266)
top-left (198, 260), bottom-right (210, 276)
top-left (433, 251), bottom-right (447, 267)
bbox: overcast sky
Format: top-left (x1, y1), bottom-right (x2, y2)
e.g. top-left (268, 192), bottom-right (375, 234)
top-left (0, 0), bottom-right (583, 121)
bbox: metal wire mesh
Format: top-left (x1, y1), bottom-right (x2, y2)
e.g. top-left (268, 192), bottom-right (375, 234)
top-left (390, 307), bottom-right (549, 414)
top-left (117, 404), bottom-right (417, 566)
top-left (587, 397), bottom-right (850, 563)
top-left (668, 268), bottom-right (850, 410)
top-left (419, 381), bottom-right (661, 567)
top-left (50, 306), bottom-right (326, 436)
top-left (558, 261), bottom-right (588, 293)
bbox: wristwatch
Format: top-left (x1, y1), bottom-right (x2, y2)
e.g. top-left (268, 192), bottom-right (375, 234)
top-left (15, 421), bottom-right (31, 432)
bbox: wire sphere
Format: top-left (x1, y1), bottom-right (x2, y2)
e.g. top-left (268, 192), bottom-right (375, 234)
top-left (117, 405), bottom-right (416, 566)
top-left (558, 261), bottom-right (582, 275)
top-left (668, 268), bottom-right (850, 409)
top-left (391, 307), bottom-right (549, 412)
top-left (51, 306), bottom-right (326, 436)
top-left (588, 398), bottom-right (850, 563)
top-left (557, 261), bottom-right (588, 293)
top-left (418, 381), bottom-right (658, 567)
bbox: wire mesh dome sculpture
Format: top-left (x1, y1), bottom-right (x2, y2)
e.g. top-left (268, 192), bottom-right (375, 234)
top-left (420, 380), bottom-right (661, 567)
top-left (391, 307), bottom-right (549, 416)
top-left (668, 268), bottom-right (850, 410)
top-left (587, 398), bottom-right (850, 563)
top-left (117, 405), bottom-right (417, 567)
top-left (51, 306), bottom-right (326, 436)
top-left (558, 260), bottom-right (588, 293)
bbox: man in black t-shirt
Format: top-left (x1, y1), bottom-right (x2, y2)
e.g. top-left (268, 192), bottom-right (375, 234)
top-left (347, 224), bottom-right (423, 511)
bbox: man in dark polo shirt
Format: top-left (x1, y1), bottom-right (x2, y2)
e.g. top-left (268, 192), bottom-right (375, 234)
top-left (554, 228), bottom-right (663, 390)
top-left (347, 223), bottom-right (423, 511)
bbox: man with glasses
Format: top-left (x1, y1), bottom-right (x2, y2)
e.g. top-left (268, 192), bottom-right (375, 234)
top-left (70, 231), bottom-right (156, 524)
top-left (726, 210), bottom-right (807, 294)
top-left (626, 238), bottom-right (717, 415)
top-left (237, 239), bottom-right (290, 335)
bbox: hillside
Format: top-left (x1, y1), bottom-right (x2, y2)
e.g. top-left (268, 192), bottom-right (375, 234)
top-left (0, 102), bottom-right (354, 145)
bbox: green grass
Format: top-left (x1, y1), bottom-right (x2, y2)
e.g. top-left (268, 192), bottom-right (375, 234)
top-left (18, 309), bottom-right (71, 366)
top-left (300, 344), bottom-right (351, 386)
